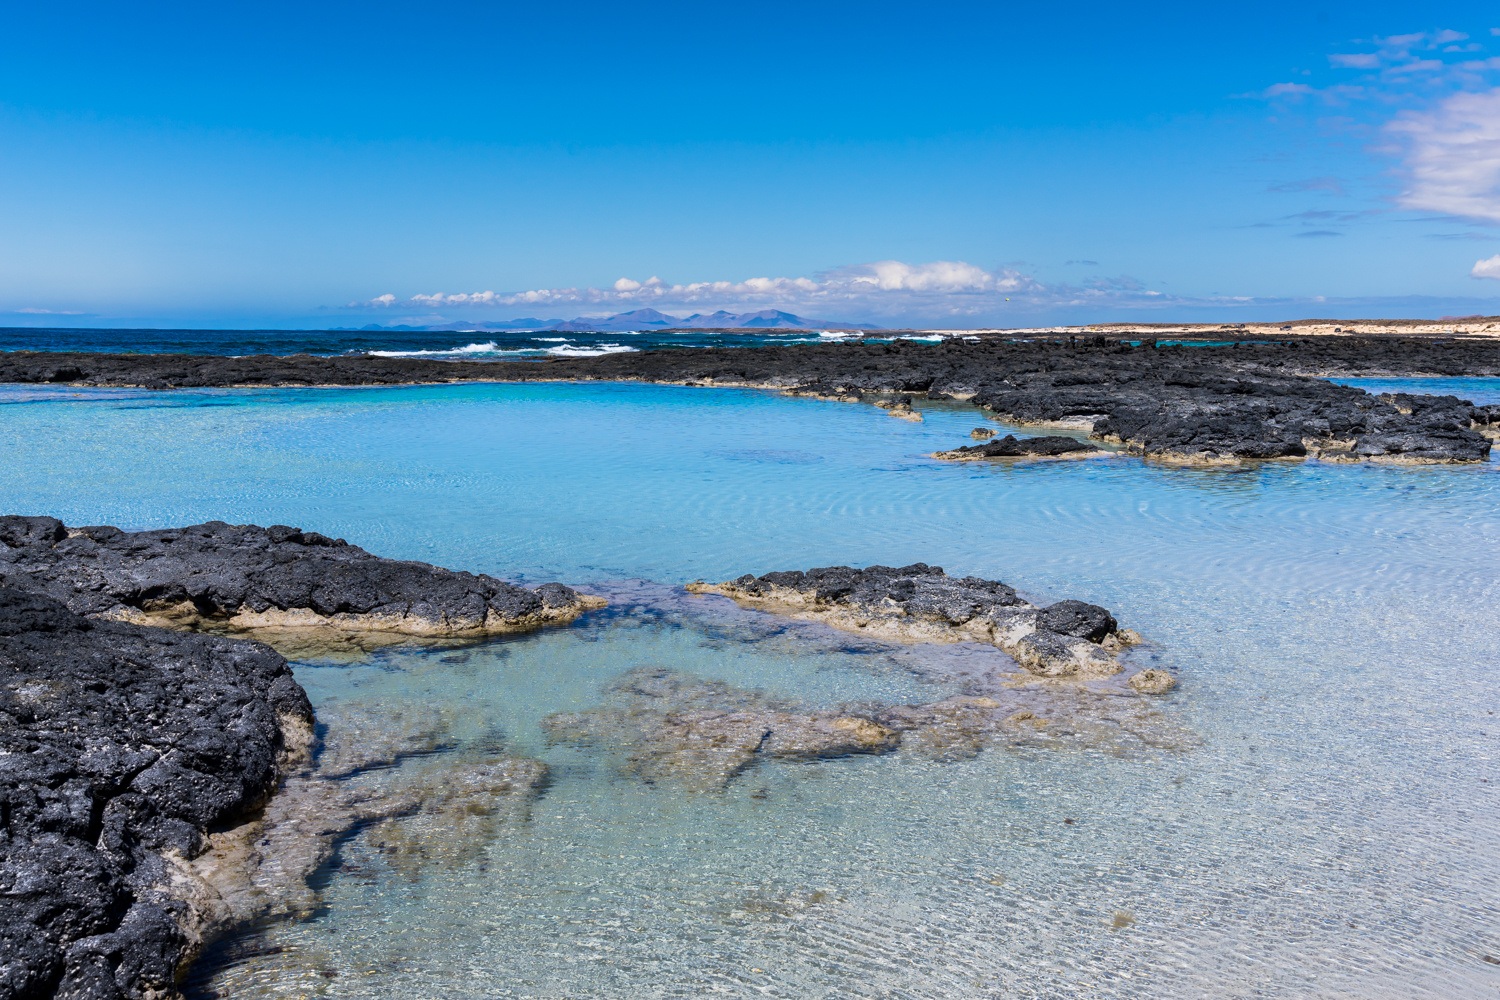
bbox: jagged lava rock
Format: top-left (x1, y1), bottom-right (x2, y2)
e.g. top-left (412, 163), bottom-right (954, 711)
top-left (0, 587), bottom-right (312, 1000)
top-left (935, 434), bottom-right (1102, 460)
top-left (687, 563), bottom-right (1140, 680)
top-left (0, 516), bottom-right (604, 646)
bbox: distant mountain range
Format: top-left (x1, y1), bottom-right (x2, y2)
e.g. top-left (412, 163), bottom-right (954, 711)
top-left (341, 309), bottom-right (877, 333)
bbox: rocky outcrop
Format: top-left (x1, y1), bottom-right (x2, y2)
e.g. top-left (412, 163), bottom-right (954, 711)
top-left (974, 379), bottom-right (1493, 464)
top-left (4, 337), bottom-right (1493, 463)
top-left (0, 587), bottom-right (313, 1000)
top-left (0, 517), bottom-right (604, 652)
top-left (873, 394), bottom-right (923, 421)
top-left (687, 563), bottom-right (1142, 681)
top-left (0, 585), bottom-right (553, 1000)
top-left (934, 434), bottom-right (1103, 461)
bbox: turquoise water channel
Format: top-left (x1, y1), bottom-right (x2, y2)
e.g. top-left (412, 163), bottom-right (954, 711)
top-left (3, 379), bottom-right (1499, 998)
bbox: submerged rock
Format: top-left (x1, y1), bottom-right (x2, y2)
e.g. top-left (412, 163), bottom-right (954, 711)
top-left (687, 563), bottom-right (1139, 681)
top-left (0, 586), bottom-right (313, 1000)
top-left (543, 668), bottom-right (900, 791)
top-left (182, 700), bottom-right (549, 942)
top-left (872, 696), bottom-right (1048, 762)
top-left (0, 516), bottom-right (605, 651)
top-left (540, 663), bottom-right (1176, 784)
top-left (934, 434), bottom-right (1103, 460)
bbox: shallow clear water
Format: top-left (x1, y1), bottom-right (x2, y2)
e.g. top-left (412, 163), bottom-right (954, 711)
top-left (3, 380), bottom-right (1499, 998)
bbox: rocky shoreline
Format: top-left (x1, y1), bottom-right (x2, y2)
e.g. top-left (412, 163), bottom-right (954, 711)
top-left (0, 517), bottom-right (1176, 996)
top-left (0, 517), bottom-right (602, 999)
top-left (0, 587), bottom-right (314, 1000)
top-left (3, 336), bottom-right (1497, 462)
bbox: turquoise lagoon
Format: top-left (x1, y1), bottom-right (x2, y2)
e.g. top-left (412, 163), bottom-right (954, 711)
top-left (2, 379), bottom-right (1499, 998)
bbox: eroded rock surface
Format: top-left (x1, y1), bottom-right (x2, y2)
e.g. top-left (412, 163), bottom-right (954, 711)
top-left (0, 587), bottom-right (312, 1000)
top-left (0, 516), bottom-right (604, 651)
top-left (688, 564), bottom-right (1139, 681)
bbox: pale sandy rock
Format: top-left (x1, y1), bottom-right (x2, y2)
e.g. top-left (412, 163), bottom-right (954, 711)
top-left (1127, 668), bottom-right (1177, 694)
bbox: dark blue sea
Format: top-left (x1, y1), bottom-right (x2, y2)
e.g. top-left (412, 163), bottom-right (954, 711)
top-left (0, 325), bottom-right (888, 358)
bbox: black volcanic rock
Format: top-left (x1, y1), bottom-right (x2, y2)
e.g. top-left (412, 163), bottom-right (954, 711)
top-left (0, 517), bottom-right (602, 643)
top-left (936, 434), bottom-right (1101, 459)
top-left (690, 564), bottom-right (1145, 681)
top-left (0, 587), bottom-right (312, 1000)
top-left (2, 336), bottom-right (1495, 462)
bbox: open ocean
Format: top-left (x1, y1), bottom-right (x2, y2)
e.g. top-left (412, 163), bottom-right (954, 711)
top-left (0, 326), bottom-right (893, 359)
top-left (1, 370), bottom-right (1497, 998)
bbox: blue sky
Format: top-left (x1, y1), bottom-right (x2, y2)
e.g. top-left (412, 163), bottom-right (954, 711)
top-left (4, 1), bottom-right (1500, 328)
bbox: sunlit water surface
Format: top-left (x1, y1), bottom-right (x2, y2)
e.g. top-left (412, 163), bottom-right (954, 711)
top-left (2, 379), bottom-right (1498, 998)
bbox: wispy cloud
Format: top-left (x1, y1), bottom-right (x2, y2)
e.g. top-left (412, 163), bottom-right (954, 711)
top-left (7, 307), bottom-right (87, 316)
top-left (1269, 176), bottom-right (1348, 195)
top-left (1247, 26), bottom-right (1500, 226)
top-left (1329, 53), bottom-right (1381, 70)
top-left (1389, 88), bottom-right (1500, 221)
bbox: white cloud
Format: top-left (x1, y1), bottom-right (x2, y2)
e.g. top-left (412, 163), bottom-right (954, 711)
top-left (1472, 254), bottom-right (1500, 278)
top-left (1329, 53), bottom-right (1381, 69)
top-left (1389, 88), bottom-right (1500, 221)
top-left (847, 260), bottom-right (1008, 292)
top-left (342, 261), bottom-right (1055, 320)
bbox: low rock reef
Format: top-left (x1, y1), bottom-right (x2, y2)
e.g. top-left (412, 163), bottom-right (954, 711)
top-left (4, 336), bottom-right (1497, 463)
top-left (687, 563), bottom-right (1165, 691)
top-left (0, 516), bottom-right (604, 653)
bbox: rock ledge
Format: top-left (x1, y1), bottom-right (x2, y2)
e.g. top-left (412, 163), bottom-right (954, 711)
top-left (0, 516), bottom-right (604, 652)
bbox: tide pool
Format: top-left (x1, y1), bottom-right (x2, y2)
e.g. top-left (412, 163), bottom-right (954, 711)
top-left (2, 380), bottom-right (1498, 998)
